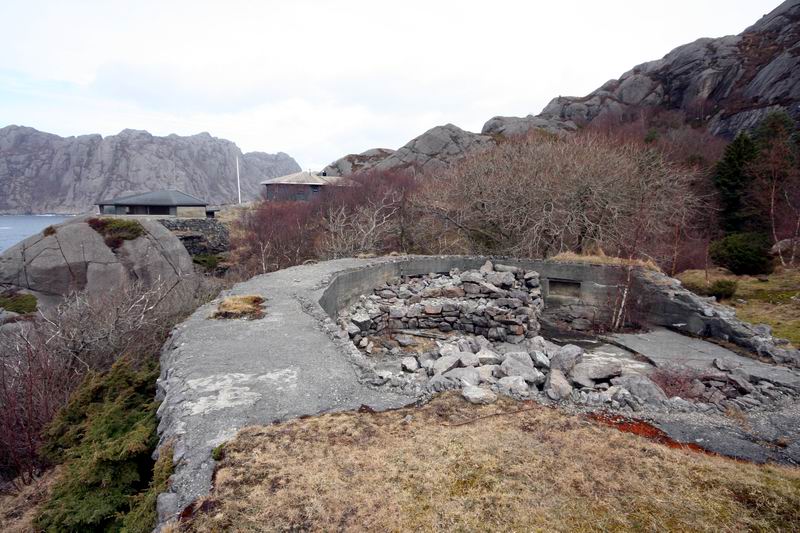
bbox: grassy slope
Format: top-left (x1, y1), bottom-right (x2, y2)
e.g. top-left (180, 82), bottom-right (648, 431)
top-left (678, 267), bottom-right (800, 346)
top-left (184, 394), bottom-right (800, 532)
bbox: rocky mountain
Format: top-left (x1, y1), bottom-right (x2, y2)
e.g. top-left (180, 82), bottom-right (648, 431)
top-left (0, 126), bottom-right (300, 214)
top-left (538, 0), bottom-right (800, 137)
top-left (323, 124), bottom-right (499, 177)
top-left (325, 0), bottom-right (800, 177)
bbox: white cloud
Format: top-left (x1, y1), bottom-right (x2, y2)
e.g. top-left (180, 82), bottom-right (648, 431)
top-left (0, 0), bottom-right (780, 168)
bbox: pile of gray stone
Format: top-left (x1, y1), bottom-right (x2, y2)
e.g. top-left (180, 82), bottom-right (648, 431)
top-left (344, 261), bottom-right (544, 348)
top-left (339, 262), bottom-right (800, 416)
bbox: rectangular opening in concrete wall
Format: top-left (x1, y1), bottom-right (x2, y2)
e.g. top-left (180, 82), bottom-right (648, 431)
top-left (547, 279), bottom-right (582, 299)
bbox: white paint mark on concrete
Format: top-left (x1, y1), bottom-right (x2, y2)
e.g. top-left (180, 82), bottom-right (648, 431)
top-left (183, 370), bottom-right (298, 416)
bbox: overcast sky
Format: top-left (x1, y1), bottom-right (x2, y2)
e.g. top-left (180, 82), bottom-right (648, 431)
top-left (0, 0), bottom-right (782, 169)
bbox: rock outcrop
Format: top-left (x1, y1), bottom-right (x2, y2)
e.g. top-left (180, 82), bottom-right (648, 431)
top-left (324, 1), bottom-right (800, 176)
top-left (322, 148), bottom-right (395, 177)
top-left (481, 115), bottom-right (577, 137)
top-left (324, 124), bottom-right (494, 177)
top-left (535, 0), bottom-right (800, 137)
top-left (0, 126), bottom-right (301, 214)
top-left (0, 217), bottom-right (198, 308)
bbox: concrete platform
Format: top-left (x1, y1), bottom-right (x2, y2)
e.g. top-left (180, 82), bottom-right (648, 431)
top-left (612, 328), bottom-right (800, 390)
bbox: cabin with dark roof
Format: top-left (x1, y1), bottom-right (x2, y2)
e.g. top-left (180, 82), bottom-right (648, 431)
top-left (97, 190), bottom-right (213, 217)
top-left (260, 171), bottom-right (344, 201)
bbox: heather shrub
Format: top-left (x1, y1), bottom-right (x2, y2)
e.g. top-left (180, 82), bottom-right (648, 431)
top-left (87, 217), bottom-right (145, 250)
top-left (710, 233), bottom-right (773, 275)
top-left (0, 279), bottom-right (213, 484)
top-left (0, 290), bottom-right (37, 314)
top-left (35, 358), bottom-right (161, 532)
top-left (707, 279), bottom-right (738, 300)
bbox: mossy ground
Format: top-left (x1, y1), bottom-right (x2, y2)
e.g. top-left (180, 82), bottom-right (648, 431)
top-left (678, 267), bottom-right (800, 346)
top-left (34, 358), bottom-right (168, 532)
top-left (0, 291), bottom-right (37, 314)
top-left (182, 393), bottom-right (800, 532)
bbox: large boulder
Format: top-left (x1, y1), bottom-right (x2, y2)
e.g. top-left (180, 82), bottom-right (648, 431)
top-left (569, 360), bottom-right (623, 388)
top-left (544, 369), bottom-right (573, 401)
top-left (462, 386), bottom-right (497, 405)
top-left (500, 357), bottom-right (545, 385)
top-left (0, 218), bottom-right (198, 308)
top-left (550, 344), bottom-right (584, 374)
top-left (611, 374), bottom-right (668, 405)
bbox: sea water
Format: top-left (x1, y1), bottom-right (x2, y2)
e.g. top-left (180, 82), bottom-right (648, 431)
top-left (0, 215), bottom-right (72, 252)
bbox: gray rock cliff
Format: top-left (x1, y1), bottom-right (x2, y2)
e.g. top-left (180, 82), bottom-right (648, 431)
top-left (323, 1), bottom-right (800, 177)
top-left (535, 0), bottom-right (800, 137)
top-left (0, 126), bottom-right (301, 214)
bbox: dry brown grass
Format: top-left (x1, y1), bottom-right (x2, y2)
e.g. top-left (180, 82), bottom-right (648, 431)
top-left (0, 468), bottom-right (60, 533)
top-left (551, 251), bottom-right (661, 271)
top-left (210, 295), bottom-right (265, 320)
top-left (182, 394), bottom-right (800, 532)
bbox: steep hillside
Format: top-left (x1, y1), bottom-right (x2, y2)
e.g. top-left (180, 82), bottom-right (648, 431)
top-left (533, 0), bottom-right (800, 136)
top-left (325, 0), bottom-right (800, 177)
top-left (0, 126), bottom-right (300, 214)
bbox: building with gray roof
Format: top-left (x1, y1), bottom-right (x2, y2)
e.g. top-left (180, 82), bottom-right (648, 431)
top-left (97, 190), bottom-right (213, 217)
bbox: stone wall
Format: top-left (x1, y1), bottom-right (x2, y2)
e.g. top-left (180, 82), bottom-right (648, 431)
top-left (318, 256), bottom-right (799, 367)
top-left (345, 263), bottom-right (543, 345)
top-left (157, 218), bottom-right (230, 256)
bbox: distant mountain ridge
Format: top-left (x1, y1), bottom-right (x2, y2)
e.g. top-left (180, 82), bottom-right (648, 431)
top-left (0, 126), bottom-right (300, 214)
top-left (325, 0), bottom-right (800, 177)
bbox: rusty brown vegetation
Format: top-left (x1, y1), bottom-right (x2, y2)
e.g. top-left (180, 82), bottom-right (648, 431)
top-left (181, 393), bottom-right (800, 532)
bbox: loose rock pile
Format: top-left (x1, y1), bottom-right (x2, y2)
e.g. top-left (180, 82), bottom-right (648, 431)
top-left (339, 262), bottom-right (800, 416)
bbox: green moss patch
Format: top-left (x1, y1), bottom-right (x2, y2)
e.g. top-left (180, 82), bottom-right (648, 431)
top-left (88, 217), bottom-right (145, 250)
top-left (193, 253), bottom-right (223, 272)
top-left (35, 358), bottom-right (164, 532)
top-left (0, 290), bottom-right (37, 314)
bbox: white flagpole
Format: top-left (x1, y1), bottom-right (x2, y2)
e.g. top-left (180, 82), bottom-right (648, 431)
top-left (236, 156), bottom-right (241, 204)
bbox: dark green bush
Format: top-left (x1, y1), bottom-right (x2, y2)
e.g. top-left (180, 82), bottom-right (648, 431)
top-left (0, 291), bottom-right (37, 314)
top-left (683, 279), bottom-right (738, 300)
top-left (88, 217), bottom-right (145, 250)
top-left (707, 279), bottom-right (738, 300)
top-left (193, 253), bottom-right (222, 271)
top-left (710, 233), bottom-right (773, 275)
top-left (36, 358), bottom-right (163, 532)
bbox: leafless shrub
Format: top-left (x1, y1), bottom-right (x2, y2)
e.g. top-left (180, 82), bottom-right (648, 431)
top-left (649, 366), bottom-right (710, 400)
top-left (425, 132), bottom-right (701, 261)
top-left (0, 277), bottom-right (218, 485)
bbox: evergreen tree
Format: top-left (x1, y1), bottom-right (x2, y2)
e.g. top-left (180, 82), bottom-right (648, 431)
top-left (712, 132), bottom-right (758, 234)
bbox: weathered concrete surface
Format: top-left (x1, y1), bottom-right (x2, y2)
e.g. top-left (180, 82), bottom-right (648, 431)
top-left (155, 257), bottom-right (418, 521)
top-left (613, 328), bottom-right (800, 391)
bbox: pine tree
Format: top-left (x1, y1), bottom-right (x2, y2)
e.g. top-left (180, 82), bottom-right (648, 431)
top-left (712, 132), bottom-right (758, 234)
